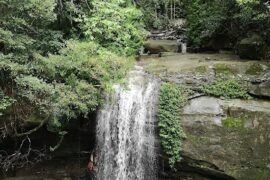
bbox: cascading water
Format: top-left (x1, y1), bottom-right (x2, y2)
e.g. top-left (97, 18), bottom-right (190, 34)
top-left (96, 66), bottom-right (160, 180)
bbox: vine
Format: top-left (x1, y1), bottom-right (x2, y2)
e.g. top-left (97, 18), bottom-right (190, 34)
top-left (158, 82), bottom-right (186, 168)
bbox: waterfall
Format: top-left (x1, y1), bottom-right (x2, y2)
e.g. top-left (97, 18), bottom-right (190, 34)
top-left (96, 66), bottom-right (160, 180)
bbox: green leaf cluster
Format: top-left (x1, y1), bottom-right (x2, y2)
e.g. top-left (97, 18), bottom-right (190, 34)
top-left (234, 0), bottom-right (270, 34)
top-left (0, 90), bottom-right (15, 116)
top-left (201, 79), bottom-right (250, 99)
top-left (0, 0), bottom-right (64, 56)
top-left (84, 0), bottom-right (147, 56)
top-left (184, 0), bottom-right (232, 47)
top-left (158, 82), bottom-right (186, 168)
top-left (1, 40), bottom-right (133, 131)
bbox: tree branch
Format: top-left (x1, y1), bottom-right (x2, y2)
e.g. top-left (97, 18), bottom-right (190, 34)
top-left (49, 131), bottom-right (67, 152)
top-left (15, 115), bottom-right (50, 137)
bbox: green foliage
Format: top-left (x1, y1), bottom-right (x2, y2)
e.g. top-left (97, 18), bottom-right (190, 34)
top-left (0, 0), bottom-right (144, 169)
top-left (0, 90), bottom-right (15, 116)
top-left (183, 0), bottom-right (270, 48)
top-left (0, 0), bottom-right (141, 137)
top-left (52, 0), bottom-right (92, 36)
top-left (84, 0), bottom-right (147, 55)
top-left (184, 0), bottom-right (233, 47)
top-left (139, 1), bottom-right (168, 29)
top-left (34, 40), bottom-right (132, 84)
top-left (138, 0), bottom-right (183, 29)
top-left (235, 0), bottom-right (270, 32)
top-left (0, 0), bottom-right (64, 56)
top-left (4, 40), bottom-right (133, 131)
top-left (201, 79), bottom-right (250, 99)
top-left (158, 82), bottom-right (186, 168)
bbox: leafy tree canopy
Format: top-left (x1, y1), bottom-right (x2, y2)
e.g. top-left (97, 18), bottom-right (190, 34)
top-left (0, 0), bottom-right (143, 164)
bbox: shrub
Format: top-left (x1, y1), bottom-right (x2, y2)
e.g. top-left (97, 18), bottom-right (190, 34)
top-left (1, 40), bottom-right (133, 132)
top-left (201, 79), bottom-right (250, 99)
top-left (33, 40), bottom-right (133, 129)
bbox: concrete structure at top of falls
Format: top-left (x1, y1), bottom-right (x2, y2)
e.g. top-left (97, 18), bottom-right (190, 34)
top-left (181, 42), bottom-right (187, 54)
top-left (96, 66), bottom-right (160, 180)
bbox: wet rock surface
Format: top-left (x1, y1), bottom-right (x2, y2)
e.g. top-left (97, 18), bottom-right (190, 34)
top-left (248, 79), bottom-right (270, 98)
top-left (181, 97), bottom-right (270, 179)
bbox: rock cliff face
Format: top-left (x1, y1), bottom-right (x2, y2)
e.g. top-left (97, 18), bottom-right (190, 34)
top-left (141, 53), bottom-right (270, 180)
top-left (181, 97), bottom-right (270, 179)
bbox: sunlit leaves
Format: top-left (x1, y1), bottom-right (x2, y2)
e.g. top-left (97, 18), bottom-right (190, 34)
top-left (0, 90), bottom-right (15, 116)
top-left (84, 0), bottom-right (147, 56)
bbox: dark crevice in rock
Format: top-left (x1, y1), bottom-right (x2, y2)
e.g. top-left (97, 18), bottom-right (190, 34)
top-left (247, 93), bottom-right (270, 101)
top-left (178, 156), bottom-right (236, 180)
top-left (158, 153), bottom-right (235, 180)
top-left (188, 93), bottom-right (206, 101)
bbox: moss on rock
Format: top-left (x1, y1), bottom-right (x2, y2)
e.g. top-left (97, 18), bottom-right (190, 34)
top-left (245, 63), bottom-right (264, 75)
top-left (213, 63), bottom-right (236, 75)
top-left (222, 117), bottom-right (244, 128)
top-left (195, 65), bottom-right (208, 74)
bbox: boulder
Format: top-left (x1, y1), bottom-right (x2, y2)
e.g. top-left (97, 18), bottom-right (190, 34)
top-left (247, 71), bottom-right (270, 98)
top-left (180, 97), bottom-right (270, 179)
top-left (237, 34), bottom-right (268, 60)
top-left (248, 80), bottom-right (270, 98)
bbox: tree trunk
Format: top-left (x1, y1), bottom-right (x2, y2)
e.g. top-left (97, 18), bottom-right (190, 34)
top-left (170, 0), bottom-right (173, 20)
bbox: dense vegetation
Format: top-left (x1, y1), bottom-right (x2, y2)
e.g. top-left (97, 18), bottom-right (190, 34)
top-left (201, 79), bottom-right (250, 99)
top-left (185, 0), bottom-right (270, 49)
top-left (158, 82), bottom-right (186, 168)
top-left (0, 0), bottom-right (145, 170)
top-left (137, 0), bottom-right (183, 29)
top-left (84, 0), bottom-right (146, 55)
